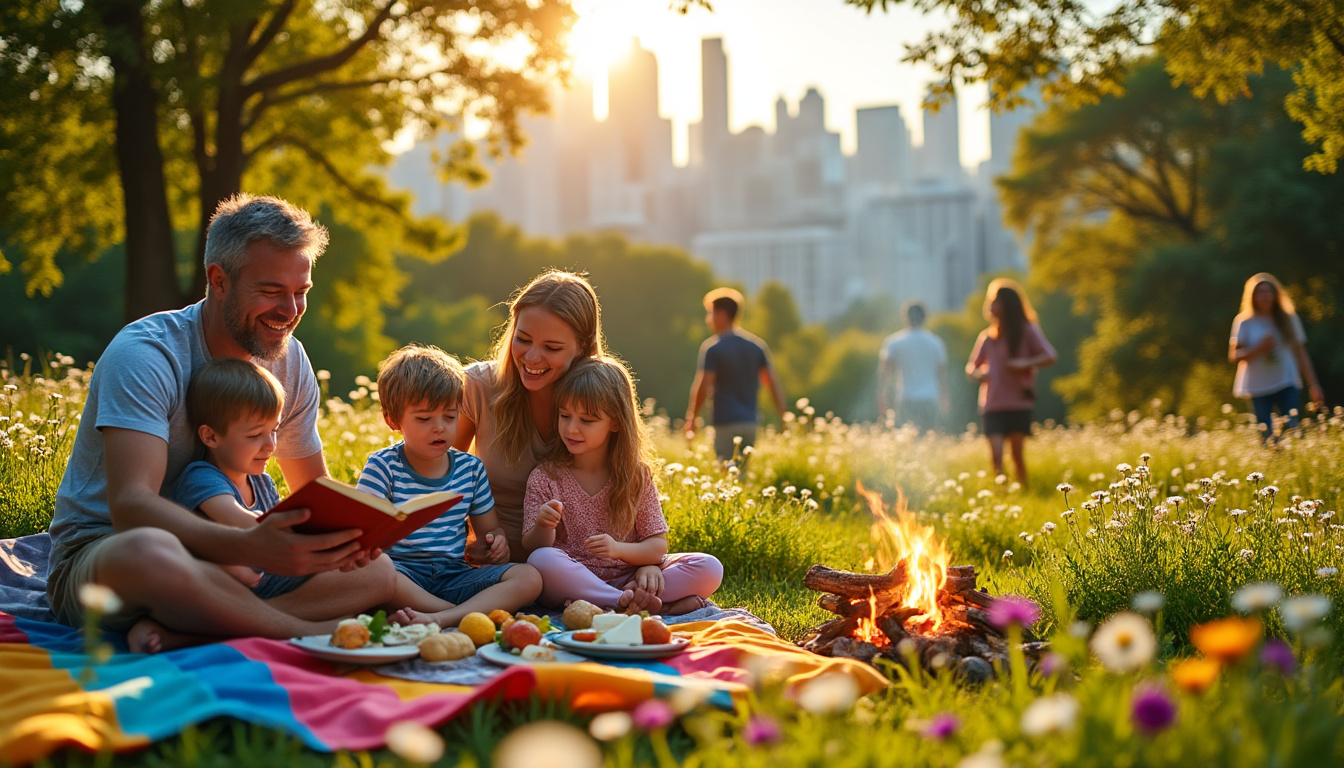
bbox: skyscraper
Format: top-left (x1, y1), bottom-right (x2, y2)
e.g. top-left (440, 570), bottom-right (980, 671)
top-left (855, 105), bottom-right (912, 190)
top-left (918, 90), bottom-right (962, 183)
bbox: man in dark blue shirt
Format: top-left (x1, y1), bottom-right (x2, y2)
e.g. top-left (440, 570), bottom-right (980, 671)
top-left (685, 288), bottom-right (787, 463)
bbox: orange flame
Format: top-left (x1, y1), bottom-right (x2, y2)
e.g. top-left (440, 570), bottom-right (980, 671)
top-left (855, 588), bottom-right (885, 645)
top-left (856, 481), bottom-right (949, 634)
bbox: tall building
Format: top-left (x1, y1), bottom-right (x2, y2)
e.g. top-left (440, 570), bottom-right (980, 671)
top-left (918, 91), bottom-right (962, 184)
top-left (854, 105), bottom-right (912, 192)
top-left (386, 37), bottom-right (1041, 322)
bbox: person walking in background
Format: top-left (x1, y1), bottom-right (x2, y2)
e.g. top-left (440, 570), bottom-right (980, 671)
top-left (685, 288), bottom-right (787, 464)
top-left (1229, 273), bottom-right (1325, 443)
top-left (877, 300), bottom-right (949, 432)
top-left (967, 279), bottom-right (1057, 484)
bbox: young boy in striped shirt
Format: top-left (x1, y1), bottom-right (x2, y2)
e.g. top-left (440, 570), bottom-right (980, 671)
top-left (358, 344), bottom-right (542, 627)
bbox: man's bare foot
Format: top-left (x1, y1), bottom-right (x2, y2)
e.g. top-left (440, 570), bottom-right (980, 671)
top-left (388, 608), bottom-right (442, 626)
top-left (127, 617), bottom-right (204, 654)
top-left (661, 596), bottom-right (708, 616)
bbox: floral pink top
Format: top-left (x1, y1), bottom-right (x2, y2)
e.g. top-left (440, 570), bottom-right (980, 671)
top-left (523, 465), bottom-right (668, 581)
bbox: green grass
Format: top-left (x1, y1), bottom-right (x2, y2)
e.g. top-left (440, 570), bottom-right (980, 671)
top-left (8, 359), bottom-right (1344, 766)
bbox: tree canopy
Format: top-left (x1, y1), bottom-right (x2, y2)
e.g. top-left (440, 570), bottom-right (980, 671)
top-left (1000, 59), bottom-right (1344, 418)
top-left (0, 0), bottom-right (574, 319)
top-left (846, 0), bottom-right (1344, 173)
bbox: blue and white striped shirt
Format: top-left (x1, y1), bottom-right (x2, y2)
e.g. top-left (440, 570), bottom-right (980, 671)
top-left (356, 444), bottom-right (494, 560)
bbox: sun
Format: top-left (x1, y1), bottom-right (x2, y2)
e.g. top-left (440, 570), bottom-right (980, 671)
top-left (566, 4), bottom-right (637, 79)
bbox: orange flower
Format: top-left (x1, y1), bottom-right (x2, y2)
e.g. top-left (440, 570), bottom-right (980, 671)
top-left (1190, 617), bottom-right (1262, 663)
top-left (1171, 657), bottom-right (1221, 694)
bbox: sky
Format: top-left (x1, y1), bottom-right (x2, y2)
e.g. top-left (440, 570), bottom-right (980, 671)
top-left (567, 0), bottom-right (992, 168)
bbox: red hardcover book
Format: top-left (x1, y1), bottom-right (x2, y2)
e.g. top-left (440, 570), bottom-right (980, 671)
top-left (257, 476), bottom-right (462, 552)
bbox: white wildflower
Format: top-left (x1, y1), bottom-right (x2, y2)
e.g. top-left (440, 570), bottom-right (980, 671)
top-left (1231, 582), bottom-right (1282, 613)
top-left (78, 583), bottom-right (123, 614)
top-left (1281, 595), bottom-right (1332, 632)
top-left (1131, 591), bottom-right (1165, 614)
top-left (1316, 567), bottom-right (1338, 578)
top-left (386, 721), bottom-right (444, 765)
top-left (1090, 612), bottom-right (1156, 673)
top-left (1020, 693), bottom-right (1079, 736)
top-left (588, 711), bottom-right (633, 741)
top-left (797, 673), bottom-right (859, 715)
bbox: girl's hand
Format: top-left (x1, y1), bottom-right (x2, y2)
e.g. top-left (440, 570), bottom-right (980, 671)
top-left (631, 564), bottom-right (664, 597)
top-left (586, 533), bottom-right (621, 559)
top-left (537, 500), bottom-right (564, 530)
top-left (1309, 384), bottom-right (1325, 408)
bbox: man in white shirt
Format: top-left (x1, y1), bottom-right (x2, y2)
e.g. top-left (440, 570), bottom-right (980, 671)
top-left (877, 300), bottom-right (949, 432)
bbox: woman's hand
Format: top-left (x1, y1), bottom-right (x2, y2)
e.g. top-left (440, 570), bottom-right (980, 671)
top-left (1309, 384), bottom-right (1326, 408)
top-left (968, 364), bottom-right (989, 382)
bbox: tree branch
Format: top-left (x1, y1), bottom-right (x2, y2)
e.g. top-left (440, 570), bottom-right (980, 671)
top-left (244, 0), bottom-right (296, 68)
top-left (255, 133), bottom-right (403, 214)
top-left (242, 0), bottom-right (400, 98)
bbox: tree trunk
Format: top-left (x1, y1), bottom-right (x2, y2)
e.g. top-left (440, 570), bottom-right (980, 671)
top-left (190, 27), bottom-right (253, 300)
top-left (102, 0), bottom-right (184, 321)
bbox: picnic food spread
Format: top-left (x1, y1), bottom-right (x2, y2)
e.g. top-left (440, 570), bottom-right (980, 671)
top-left (573, 613), bottom-right (672, 646)
top-left (328, 612), bottom-right (441, 650)
top-left (417, 631), bottom-right (475, 662)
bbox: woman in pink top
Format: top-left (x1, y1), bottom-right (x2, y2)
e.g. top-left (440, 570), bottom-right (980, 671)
top-left (522, 357), bottom-right (723, 614)
top-left (967, 279), bottom-right (1057, 484)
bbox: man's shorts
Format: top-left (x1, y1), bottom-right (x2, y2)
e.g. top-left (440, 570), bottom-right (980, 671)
top-left (47, 535), bottom-right (147, 632)
top-left (712, 421), bottom-right (758, 463)
top-left (393, 556), bottom-right (517, 605)
top-left (48, 535), bottom-right (311, 632)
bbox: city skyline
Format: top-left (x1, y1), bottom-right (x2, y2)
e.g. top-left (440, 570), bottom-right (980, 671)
top-left (542, 0), bottom-right (998, 167)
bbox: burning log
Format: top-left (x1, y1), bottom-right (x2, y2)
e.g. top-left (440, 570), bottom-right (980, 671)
top-left (803, 563), bottom-right (907, 599)
top-left (817, 592), bottom-right (903, 619)
top-left (799, 616), bottom-right (860, 655)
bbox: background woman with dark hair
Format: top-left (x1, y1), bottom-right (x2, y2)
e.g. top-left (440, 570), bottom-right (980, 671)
top-left (967, 279), bottom-right (1058, 483)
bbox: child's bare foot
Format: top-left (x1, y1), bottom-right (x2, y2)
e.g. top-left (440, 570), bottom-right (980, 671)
top-left (618, 587), bottom-right (662, 615)
top-left (661, 596), bottom-right (708, 616)
top-left (127, 617), bottom-right (204, 653)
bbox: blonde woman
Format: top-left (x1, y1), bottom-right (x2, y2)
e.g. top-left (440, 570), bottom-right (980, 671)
top-left (1229, 273), bottom-right (1324, 442)
top-left (454, 271), bottom-right (605, 561)
top-left (966, 279), bottom-right (1057, 483)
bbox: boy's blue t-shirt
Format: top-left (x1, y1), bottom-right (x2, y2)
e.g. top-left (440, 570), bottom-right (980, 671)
top-left (356, 444), bottom-right (494, 561)
top-left (170, 460), bottom-right (281, 516)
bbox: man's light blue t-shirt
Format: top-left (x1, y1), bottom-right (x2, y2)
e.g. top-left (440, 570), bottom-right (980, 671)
top-left (48, 300), bottom-right (323, 569)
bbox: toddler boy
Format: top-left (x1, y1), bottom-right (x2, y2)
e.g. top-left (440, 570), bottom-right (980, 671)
top-left (358, 344), bottom-right (542, 626)
top-left (170, 358), bottom-right (310, 599)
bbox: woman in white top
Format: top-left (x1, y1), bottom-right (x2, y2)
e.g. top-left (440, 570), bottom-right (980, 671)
top-left (1229, 273), bottom-right (1324, 442)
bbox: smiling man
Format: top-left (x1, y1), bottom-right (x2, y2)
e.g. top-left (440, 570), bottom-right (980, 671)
top-left (46, 194), bottom-right (396, 652)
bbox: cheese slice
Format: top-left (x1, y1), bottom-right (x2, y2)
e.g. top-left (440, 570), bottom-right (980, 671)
top-left (591, 613), bottom-right (627, 633)
top-left (598, 614), bottom-right (644, 646)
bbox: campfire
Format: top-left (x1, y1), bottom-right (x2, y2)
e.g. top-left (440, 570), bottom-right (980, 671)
top-left (797, 484), bottom-right (1045, 681)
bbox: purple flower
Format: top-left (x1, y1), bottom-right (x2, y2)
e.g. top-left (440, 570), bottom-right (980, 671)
top-left (743, 714), bottom-right (782, 746)
top-left (988, 596), bottom-right (1041, 629)
top-left (923, 713), bottom-right (960, 740)
top-left (1260, 638), bottom-right (1296, 675)
top-left (631, 699), bottom-right (675, 731)
top-left (1130, 686), bottom-right (1176, 735)
top-left (1036, 652), bottom-right (1067, 678)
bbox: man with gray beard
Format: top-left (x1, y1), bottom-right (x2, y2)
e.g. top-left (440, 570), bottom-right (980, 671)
top-left (46, 194), bottom-right (396, 653)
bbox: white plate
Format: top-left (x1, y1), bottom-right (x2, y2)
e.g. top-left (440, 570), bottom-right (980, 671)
top-left (477, 642), bottom-right (587, 667)
top-left (289, 634), bottom-right (422, 665)
top-left (550, 630), bottom-right (691, 660)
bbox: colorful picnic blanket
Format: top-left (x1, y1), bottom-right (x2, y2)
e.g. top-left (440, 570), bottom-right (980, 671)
top-left (0, 534), bottom-right (888, 766)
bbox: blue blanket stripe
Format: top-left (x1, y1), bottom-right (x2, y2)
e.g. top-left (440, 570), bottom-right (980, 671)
top-left (15, 615), bottom-right (322, 747)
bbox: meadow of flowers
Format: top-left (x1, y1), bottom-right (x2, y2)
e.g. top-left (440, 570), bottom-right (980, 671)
top-left (6, 352), bottom-right (1344, 767)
